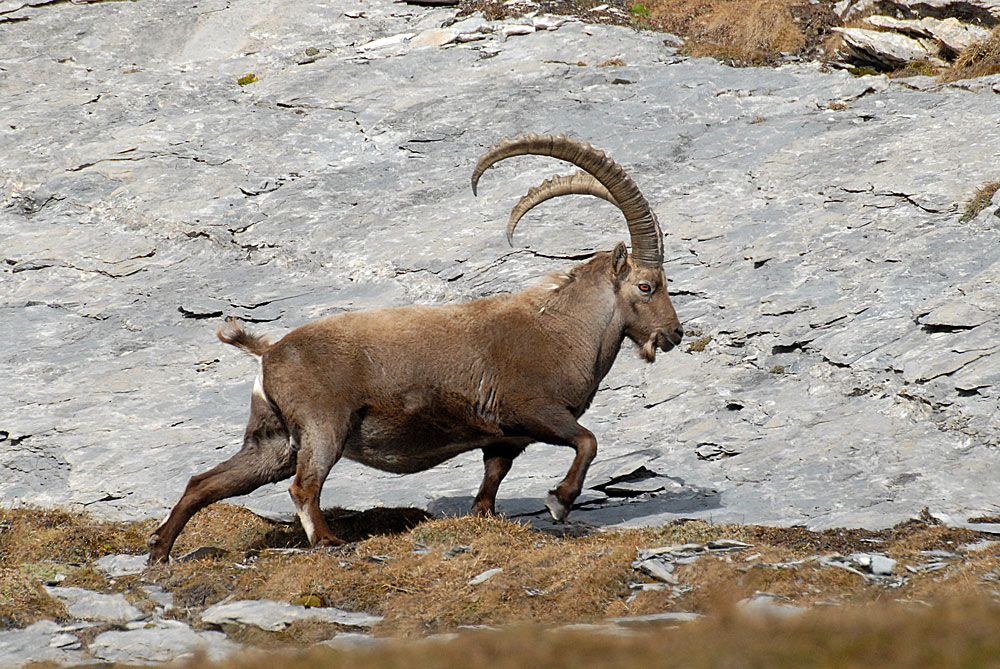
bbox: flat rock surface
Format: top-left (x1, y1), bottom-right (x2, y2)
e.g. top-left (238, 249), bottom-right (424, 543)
top-left (88, 620), bottom-right (239, 664)
top-left (43, 586), bottom-right (143, 623)
top-left (2, 0), bottom-right (999, 537)
top-left (201, 599), bottom-right (382, 631)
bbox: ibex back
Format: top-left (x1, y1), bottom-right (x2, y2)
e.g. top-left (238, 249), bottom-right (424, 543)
top-left (148, 133), bottom-right (683, 563)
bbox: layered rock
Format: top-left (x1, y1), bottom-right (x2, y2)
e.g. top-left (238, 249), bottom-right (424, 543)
top-left (834, 0), bottom-right (998, 69)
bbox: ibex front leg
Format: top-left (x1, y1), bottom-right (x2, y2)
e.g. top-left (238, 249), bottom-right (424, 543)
top-left (516, 408), bottom-right (598, 523)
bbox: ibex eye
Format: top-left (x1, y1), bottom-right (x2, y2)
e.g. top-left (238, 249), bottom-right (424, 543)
top-left (638, 283), bottom-right (652, 294)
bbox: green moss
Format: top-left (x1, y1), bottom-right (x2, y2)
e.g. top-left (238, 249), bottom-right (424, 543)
top-left (687, 335), bottom-right (712, 353)
top-left (891, 60), bottom-right (941, 78)
top-left (237, 72), bottom-right (259, 86)
top-left (848, 66), bottom-right (881, 77)
top-left (630, 2), bottom-right (651, 17)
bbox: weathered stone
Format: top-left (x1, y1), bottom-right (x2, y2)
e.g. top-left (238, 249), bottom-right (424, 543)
top-left (468, 568), bottom-right (503, 585)
top-left (201, 599), bottom-right (382, 631)
top-left (0, 621), bottom-right (89, 667)
top-left (833, 27), bottom-right (940, 67)
top-left (44, 587), bottom-right (144, 623)
top-left (918, 301), bottom-right (994, 329)
top-left (502, 24), bottom-right (536, 36)
top-left (94, 553), bottom-right (148, 577)
top-left (851, 552), bottom-right (898, 575)
top-left (89, 620), bottom-right (239, 664)
top-left (609, 612), bottom-right (702, 626)
top-left (838, 0), bottom-right (1000, 23)
top-left (864, 15), bottom-right (992, 54)
top-left (320, 632), bottom-right (384, 648)
top-left (411, 28), bottom-right (460, 47)
top-left (736, 594), bottom-right (807, 618)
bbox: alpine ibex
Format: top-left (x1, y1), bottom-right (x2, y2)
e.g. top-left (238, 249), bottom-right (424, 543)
top-left (147, 133), bottom-right (683, 563)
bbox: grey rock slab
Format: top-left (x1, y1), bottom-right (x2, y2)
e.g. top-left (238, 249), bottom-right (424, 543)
top-left (44, 586), bottom-right (144, 623)
top-left (201, 599), bottom-right (382, 631)
top-left (0, 620), bottom-right (89, 668)
top-left (850, 552), bottom-right (898, 575)
top-left (94, 553), bottom-right (149, 577)
top-left (864, 15), bottom-right (992, 54)
top-left (320, 632), bottom-right (384, 648)
top-left (838, 0), bottom-right (1000, 21)
top-left (89, 619), bottom-right (240, 664)
top-left (736, 594), bottom-right (808, 619)
top-left (1, 0), bottom-right (999, 541)
top-left (468, 568), bottom-right (503, 585)
top-left (833, 27), bottom-right (940, 69)
top-left (608, 611), bottom-right (702, 626)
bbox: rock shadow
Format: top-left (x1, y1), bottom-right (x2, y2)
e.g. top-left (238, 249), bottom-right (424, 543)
top-left (426, 476), bottom-right (723, 532)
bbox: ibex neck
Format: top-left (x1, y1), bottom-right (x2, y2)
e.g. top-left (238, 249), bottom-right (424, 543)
top-left (527, 253), bottom-right (627, 400)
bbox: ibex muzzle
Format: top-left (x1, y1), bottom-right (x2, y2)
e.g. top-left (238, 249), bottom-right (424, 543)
top-left (148, 133), bottom-right (683, 564)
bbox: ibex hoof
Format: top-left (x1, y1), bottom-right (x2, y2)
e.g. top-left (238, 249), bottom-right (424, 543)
top-left (545, 491), bottom-right (570, 522)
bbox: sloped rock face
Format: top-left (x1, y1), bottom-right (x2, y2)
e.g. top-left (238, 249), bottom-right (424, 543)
top-left (1, 0), bottom-right (999, 534)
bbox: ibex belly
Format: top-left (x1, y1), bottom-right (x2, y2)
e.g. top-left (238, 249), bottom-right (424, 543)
top-left (341, 394), bottom-right (507, 474)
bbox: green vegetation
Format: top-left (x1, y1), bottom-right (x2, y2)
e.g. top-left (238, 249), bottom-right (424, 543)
top-left (237, 72), bottom-right (259, 86)
top-left (848, 66), bottom-right (881, 77)
top-left (630, 2), bottom-right (651, 18)
top-left (687, 335), bottom-right (712, 352)
top-left (891, 59), bottom-right (942, 78)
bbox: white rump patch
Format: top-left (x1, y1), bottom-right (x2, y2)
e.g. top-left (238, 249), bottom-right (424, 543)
top-left (252, 374), bottom-right (266, 400)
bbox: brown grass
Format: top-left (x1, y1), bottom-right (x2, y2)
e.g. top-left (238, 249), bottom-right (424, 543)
top-left (458, 0), bottom-right (839, 66)
top-left (648, 0), bottom-right (807, 65)
top-left (940, 25), bottom-right (1000, 82)
top-left (960, 180), bottom-right (1000, 223)
top-left (170, 597), bottom-right (1000, 669)
top-left (3, 504), bottom-right (1000, 665)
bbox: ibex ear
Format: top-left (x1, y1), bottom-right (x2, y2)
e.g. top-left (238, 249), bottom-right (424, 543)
top-left (612, 241), bottom-right (629, 277)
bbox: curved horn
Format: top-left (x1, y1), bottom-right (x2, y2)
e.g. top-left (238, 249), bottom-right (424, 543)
top-left (472, 132), bottom-right (663, 266)
top-left (506, 171), bottom-right (618, 246)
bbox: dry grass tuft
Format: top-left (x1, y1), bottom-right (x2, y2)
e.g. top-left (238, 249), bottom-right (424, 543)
top-left (0, 506), bottom-right (154, 627)
top-left (940, 25), bottom-right (1000, 82)
top-left (458, 0), bottom-right (839, 66)
top-left (650, 0), bottom-right (808, 65)
top-left (960, 180), bottom-right (1000, 222)
top-left (3, 504), bottom-right (1000, 664)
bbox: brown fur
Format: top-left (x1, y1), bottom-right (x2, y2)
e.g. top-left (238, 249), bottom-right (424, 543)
top-left (148, 246), bottom-right (682, 563)
top-left (149, 129), bottom-right (685, 563)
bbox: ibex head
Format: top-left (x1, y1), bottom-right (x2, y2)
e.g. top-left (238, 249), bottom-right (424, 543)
top-left (472, 133), bottom-right (683, 361)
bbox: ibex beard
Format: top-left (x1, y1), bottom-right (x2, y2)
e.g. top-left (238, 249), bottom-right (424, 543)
top-left (148, 133), bottom-right (683, 564)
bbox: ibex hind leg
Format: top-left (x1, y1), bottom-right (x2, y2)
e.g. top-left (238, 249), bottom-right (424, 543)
top-left (471, 442), bottom-right (527, 517)
top-left (147, 394), bottom-right (296, 564)
top-left (287, 411), bottom-right (354, 548)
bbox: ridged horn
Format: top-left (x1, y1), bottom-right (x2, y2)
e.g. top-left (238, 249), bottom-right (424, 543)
top-left (506, 171), bottom-right (618, 246)
top-left (472, 132), bottom-right (663, 266)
